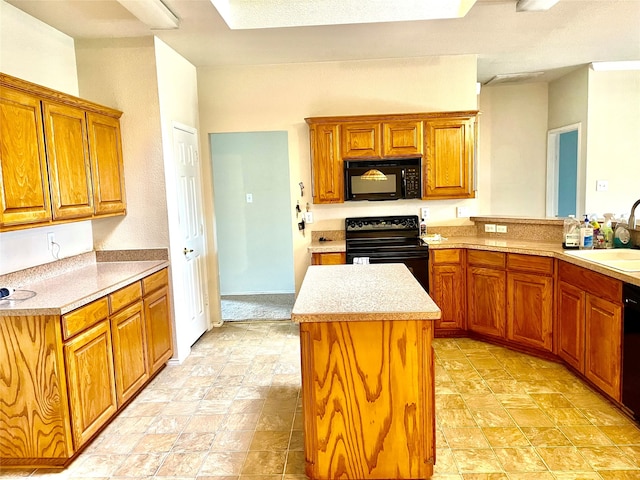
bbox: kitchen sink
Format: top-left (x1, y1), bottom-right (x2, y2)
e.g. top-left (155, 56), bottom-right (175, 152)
top-left (564, 249), bottom-right (640, 272)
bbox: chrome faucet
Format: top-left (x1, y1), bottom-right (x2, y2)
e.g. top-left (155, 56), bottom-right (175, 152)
top-left (629, 198), bottom-right (640, 230)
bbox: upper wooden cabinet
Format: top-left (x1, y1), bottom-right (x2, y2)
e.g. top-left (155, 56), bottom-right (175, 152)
top-left (0, 88), bottom-right (51, 226)
top-left (423, 116), bottom-right (476, 200)
top-left (341, 122), bottom-right (380, 158)
top-left (0, 73), bottom-right (126, 231)
top-left (306, 111), bottom-right (477, 204)
top-left (309, 123), bottom-right (343, 203)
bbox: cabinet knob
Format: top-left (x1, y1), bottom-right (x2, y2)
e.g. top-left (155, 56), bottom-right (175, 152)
top-left (183, 248), bottom-right (194, 255)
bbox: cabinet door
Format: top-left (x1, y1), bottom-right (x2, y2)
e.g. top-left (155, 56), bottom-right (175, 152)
top-left (431, 264), bottom-right (466, 331)
top-left (311, 124), bottom-right (343, 204)
top-left (557, 281), bottom-right (585, 371)
top-left (507, 272), bottom-right (553, 352)
top-left (87, 112), bottom-right (126, 216)
top-left (383, 121), bottom-right (422, 157)
top-left (64, 319), bottom-right (117, 448)
top-left (467, 266), bottom-right (505, 338)
top-left (423, 118), bottom-right (475, 199)
top-left (42, 102), bottom-right (94, 220)
top-left (144, 286), bottom-right (173, 375)
top-left (341, 122), bottom-right (381, 158)
top-left (585, 295), bottom-right (622, 400)
top-left (0, 87), bottom-right (51, 227)
top-left (111, 301), bottom-right (148, 405)
top-left (311, 252), bottom-right (346, 265)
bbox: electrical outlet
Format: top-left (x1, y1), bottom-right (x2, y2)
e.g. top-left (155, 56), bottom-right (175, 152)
top-left (596, 180), bottom-right (608, 191)
top-left (456, 206), bottom-right (469, 218)
top-left (47, 232), bottom-right (55, 251)
top-left (496, 225), bottom-right (508, 233)
top-left (304, 211), bottom-right (314, 224)
top-left (420, 207), bottom-right (430, 220)
top-left (485, 224), bottom-right (496, 233)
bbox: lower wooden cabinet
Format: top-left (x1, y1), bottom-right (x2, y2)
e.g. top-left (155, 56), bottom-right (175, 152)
top-left (429, 249), bottom-right (466, 333)
top-left (64, 319), bottom-right (118, 448)
top-left (467, 266), bottom-right (506, 338)
top-left (0, 267), bottom-right (172, 468)
top-left (311, 252), bottom-right (346, 265)
top-left (557, 261), bottom-right (623, 401)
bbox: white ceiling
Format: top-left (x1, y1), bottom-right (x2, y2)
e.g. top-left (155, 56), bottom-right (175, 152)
top-left (5, 0), bottom-right (640, 84)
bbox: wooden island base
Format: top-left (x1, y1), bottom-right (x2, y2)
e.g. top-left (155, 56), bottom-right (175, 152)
top-left (292, 264), bottom-right (441, 480)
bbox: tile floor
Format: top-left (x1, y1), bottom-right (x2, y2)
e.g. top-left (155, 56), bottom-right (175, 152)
top-left (2, 321), bottom-right (639, 479)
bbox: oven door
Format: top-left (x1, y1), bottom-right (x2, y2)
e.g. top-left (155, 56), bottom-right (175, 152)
top-left (346, 253), bottom-right (429, 293)
top-left (345, 166), bottom-right (403, 201)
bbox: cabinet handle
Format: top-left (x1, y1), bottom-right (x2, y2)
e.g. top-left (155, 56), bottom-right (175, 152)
top-left (183, 248), bottom-right (194, 255)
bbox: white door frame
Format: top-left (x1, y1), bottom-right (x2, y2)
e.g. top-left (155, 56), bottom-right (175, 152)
top-left (546, 123), bottom-right (584, 217)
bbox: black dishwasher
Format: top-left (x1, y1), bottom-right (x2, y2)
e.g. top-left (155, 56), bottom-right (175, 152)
top-left (623, 283), bottom-right (640, 421)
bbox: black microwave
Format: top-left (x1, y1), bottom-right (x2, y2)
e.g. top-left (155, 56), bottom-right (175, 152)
top-left (344, 157), bottom-right (422, 201)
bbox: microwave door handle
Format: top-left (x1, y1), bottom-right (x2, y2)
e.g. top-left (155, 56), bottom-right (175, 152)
top-left (401, 170), bottom-right (407, 196)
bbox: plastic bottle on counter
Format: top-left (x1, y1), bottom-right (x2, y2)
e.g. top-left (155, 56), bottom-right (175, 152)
top-left (420, 218), bottom-right (427, 237)
top-left (562, 215), bottom-right (580, 250)
top-left (579, 214), bottom-right (594, 249)
top-left (601, 213), bottom-right (614, 249)
top-left (590, 214), bottom-right (604, 248)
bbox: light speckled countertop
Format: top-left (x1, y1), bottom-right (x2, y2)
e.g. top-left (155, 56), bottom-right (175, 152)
top-left (307, 236), bottom-right (640, 288)
top-left (291, 264), bottom-right (441, 323)
top-left (0, 260), bottom-right (168, 316)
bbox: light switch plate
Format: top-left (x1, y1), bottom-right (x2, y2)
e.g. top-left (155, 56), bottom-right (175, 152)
top-left (304, 212), bottom-right (314, 224)
top-left (596, 180), bottom-right (608, 191)
top-left (246, 193), bottom-right (253, 203)
top-left (456, 206), bottom-right (469, 218)
top-left (421, 207), bottom-right (430, 220)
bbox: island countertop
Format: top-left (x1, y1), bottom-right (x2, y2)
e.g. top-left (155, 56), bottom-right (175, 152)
top-left (291, 263), bottom-right (441, 323)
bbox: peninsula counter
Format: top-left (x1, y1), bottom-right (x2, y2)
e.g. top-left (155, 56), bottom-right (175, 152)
top-left (291, 264), bottom-right (441, 480)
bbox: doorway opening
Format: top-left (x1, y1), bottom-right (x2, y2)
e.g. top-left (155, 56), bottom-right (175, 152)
top-left (210, 131), bottom-right (295, 320)
top-left (546, 123), bottom-right (584, 218)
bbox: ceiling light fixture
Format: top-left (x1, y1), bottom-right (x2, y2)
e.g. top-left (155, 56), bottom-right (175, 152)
top-left (117, 0), bottom-right (180, 29)
top-left (591, 61), bottom-right (640, 71)
top-left (360, 169), bottom-right (388, 181)
top-left (516, 0), bottom-right (560, 12)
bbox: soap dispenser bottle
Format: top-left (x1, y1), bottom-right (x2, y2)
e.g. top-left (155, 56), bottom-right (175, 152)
top-left (579, 215), bottom-right (593, 250)
top-left (562, 215), bottom-right (580, 249)
top-left (602, 213), bottom-right (614, 249)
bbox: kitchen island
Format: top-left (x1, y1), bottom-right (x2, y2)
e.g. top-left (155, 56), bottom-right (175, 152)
top-left (291, 264), bottom-right (441, 480)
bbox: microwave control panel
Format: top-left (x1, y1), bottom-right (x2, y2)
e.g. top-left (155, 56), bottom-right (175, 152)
top-left (405, 166), bottom-right (421, 198)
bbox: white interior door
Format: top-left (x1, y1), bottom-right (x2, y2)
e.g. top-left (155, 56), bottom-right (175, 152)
top-left (174, 125), bottom-right (208, 346)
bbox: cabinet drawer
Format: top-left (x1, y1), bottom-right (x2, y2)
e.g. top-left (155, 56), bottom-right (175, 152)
top-left (109, 281), bottom-right (142, 314)
top-left (467, 250), bottom-right (505, 269)
top-left (143, 268), bottom-right (168, 295)
top-left (431, 249), bottom-right (462, 265)
top-left (507, 254), bottom-right (553, 275)
top-left (62, 297), bottom-right (109, 340)
top-left (558, 261), bottom-right (622, 304)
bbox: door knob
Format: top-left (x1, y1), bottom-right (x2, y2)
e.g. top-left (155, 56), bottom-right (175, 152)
top-left (183, 248), bottom-right (194, 255)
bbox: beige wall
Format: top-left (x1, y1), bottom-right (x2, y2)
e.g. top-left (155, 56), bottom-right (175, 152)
top-left (477, 83), bottom-right (549, 216)
top-left (586, 69), bottom-right (640, 217)
top-left (197, 55), bottom-right (479, 290)
top-left (75, 37), bottom-right (170, 251)
top-left (0, 1), bottom-right (93, 274)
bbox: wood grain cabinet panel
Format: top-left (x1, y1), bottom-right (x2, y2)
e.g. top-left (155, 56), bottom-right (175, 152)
top-left (311, 252), bottom-right (346, 265)
top-left (43, 102), bottom-right (94, 220)
top-left (423, 117), bottom-right (475, 200)
top-left (310, 123), bottom-right (343, 204)
top-left (557, 281), bottom-right (585, 371)
top-left (430, 249), bottom-right (466, 332)
top-left (144, 285), bottom-right (173, 375)
top-left (111, 301), bottom-right (149, 405)
top-left (64, 319), bottom-right (117, 449)
top-left (0, 87), bottom-right (51, 227)
top-left (507, 272), bottom-right (553, 351)
top-left (87, 112), bottom-right (126, 216)
top-left (341, 122), bottom-right (381, 158)
top-left (0, 315), bottom-right (73, 464)
top-left (300, 320), bottom-right (435, 479)
top-left (585, 295), bottom-right (622, 400)
top-left (467, 266), bottom-right (506, 338)
top-left (382, 121), bottom-right (422, 157)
